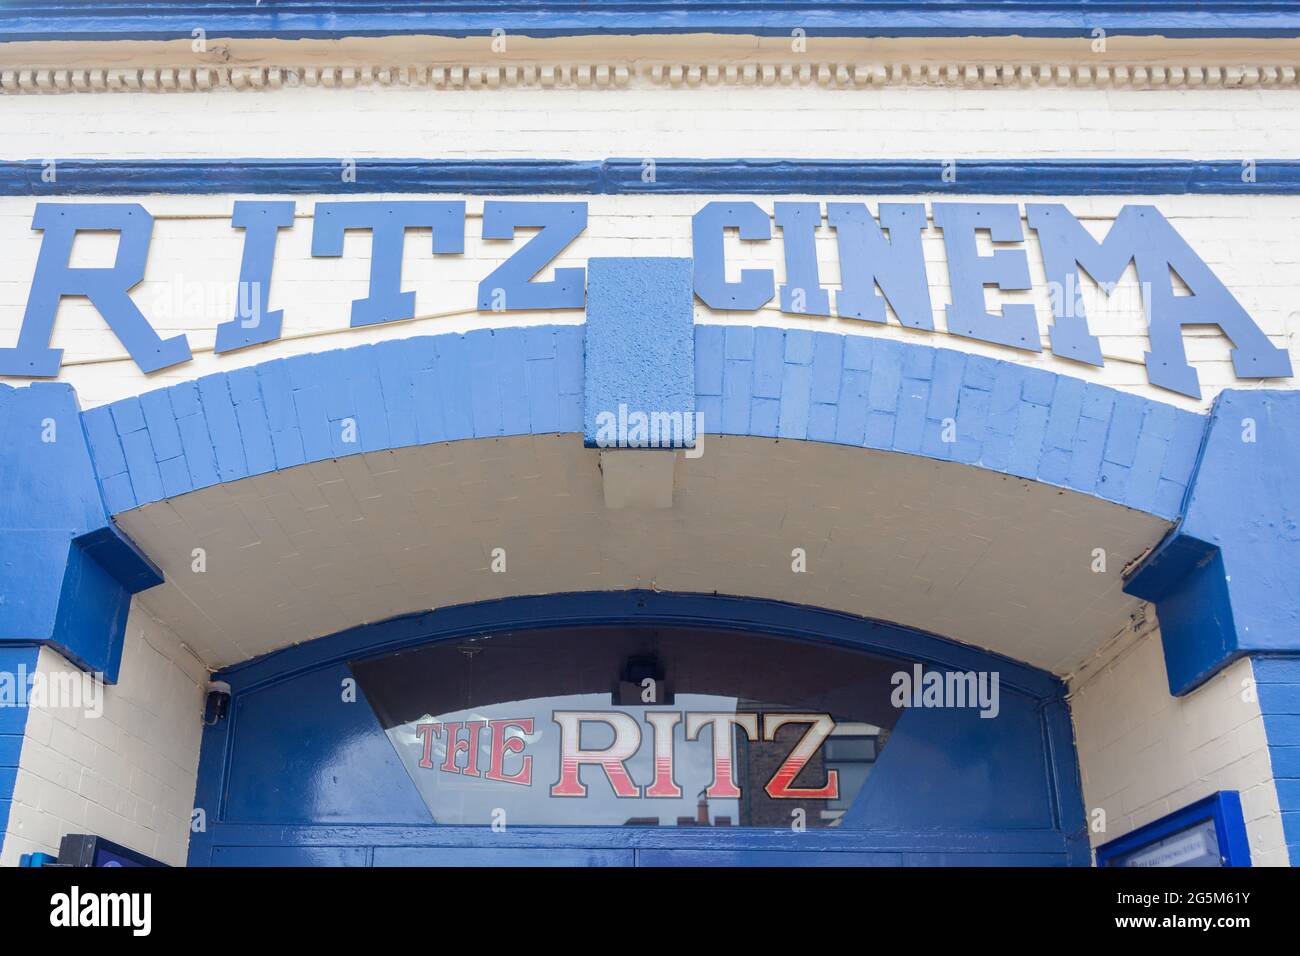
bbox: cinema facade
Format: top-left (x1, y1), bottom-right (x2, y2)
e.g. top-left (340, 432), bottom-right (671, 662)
top-left (1, 2), bottom-right (1299, 869)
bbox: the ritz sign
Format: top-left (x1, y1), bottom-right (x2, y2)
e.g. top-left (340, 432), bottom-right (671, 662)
top-left (0, 199), bottom-right (1291, 400)
top-left (415, 710), bottom-right (842, 801)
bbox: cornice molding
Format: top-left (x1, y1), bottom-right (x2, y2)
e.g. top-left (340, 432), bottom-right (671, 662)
top-left (5, 33), bottom-right (1299, 94)
top-left (3, 58), bottom-right (1299, 94)
top-left (4, 2), bottom-right (1300, 43)
top-left (5, 159), bottom-right (1300, 196)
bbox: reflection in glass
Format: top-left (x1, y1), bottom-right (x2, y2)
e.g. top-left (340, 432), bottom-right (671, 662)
top-left (351, 626), bottom-right (909, 828)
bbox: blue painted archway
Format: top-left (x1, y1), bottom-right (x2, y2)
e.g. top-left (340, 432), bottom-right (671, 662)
top-left (8, 304), bottom-right (1300, 864)
top-left (53, 318), bottom-right (1209, 867)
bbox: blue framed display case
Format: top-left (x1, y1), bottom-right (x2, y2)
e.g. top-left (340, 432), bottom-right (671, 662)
top-left (1095, 792), bottom-right (1252, 867)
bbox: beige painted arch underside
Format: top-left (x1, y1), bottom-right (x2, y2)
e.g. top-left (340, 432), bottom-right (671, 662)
top-left (114, 433), bottom-right (1170, 675)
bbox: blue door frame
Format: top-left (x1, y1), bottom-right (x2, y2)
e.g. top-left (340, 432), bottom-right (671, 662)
top-left (188, 591), bottom-right (1090, 866)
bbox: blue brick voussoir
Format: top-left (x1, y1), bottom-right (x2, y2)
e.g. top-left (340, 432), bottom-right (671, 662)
top-left (81, 326), bottom-right (585, 513)
top-left (80, 323), bottom-right (1201, 525)
top-left (693, 325), bottom-right (1203, 521)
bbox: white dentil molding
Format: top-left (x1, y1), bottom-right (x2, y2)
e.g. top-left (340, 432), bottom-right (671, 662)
top-left (2, 33), bottom-right (1300, 93)
top-left (2, 59), bottom-right (1299, 94)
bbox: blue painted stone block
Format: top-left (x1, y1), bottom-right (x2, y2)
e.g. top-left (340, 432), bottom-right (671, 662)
top-left (0, 644), bottom-right (38, 862)
top-left (1127, 390), bottom-right (1298, 695)
top-left (0, 383), bottom-right (160, 682)
top-left (583, 257), bottom-right (694, 448)
top-left (1254, 655), bottom-right (1300, 866)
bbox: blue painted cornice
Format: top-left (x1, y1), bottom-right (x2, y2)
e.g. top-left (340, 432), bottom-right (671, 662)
top-left (2, 2), bottom-right (1300, 43)
top-left (6, 159), bottom-right (1300, 197)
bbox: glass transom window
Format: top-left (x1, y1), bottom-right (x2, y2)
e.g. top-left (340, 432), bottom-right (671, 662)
top-left (351, 625), bottom-right (909, 828)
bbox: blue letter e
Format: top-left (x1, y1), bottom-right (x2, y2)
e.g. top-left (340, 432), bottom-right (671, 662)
top-left (0, 203), bottom-right (190, 377)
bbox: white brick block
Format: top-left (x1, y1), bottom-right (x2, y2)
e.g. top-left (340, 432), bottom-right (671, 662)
top-left (3, 608), bottom-right (205, 867)
top-left (1071, 643), bottom-right (1289, 863)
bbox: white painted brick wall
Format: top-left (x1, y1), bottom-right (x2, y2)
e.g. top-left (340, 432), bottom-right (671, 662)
top-left (4, 84), bottom-right (1300, 161)
top-left (1070, 625), bottom-right (1288, 866)
top-left (1, 80), bottom-right (1298, 410)
top-left (0, 601), bottom-right (208, 867)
